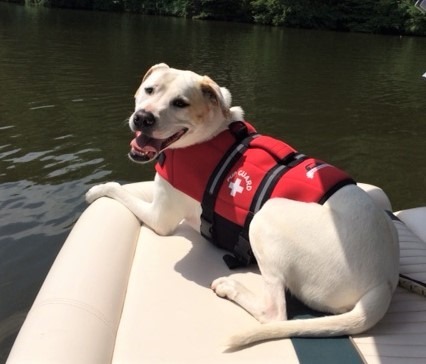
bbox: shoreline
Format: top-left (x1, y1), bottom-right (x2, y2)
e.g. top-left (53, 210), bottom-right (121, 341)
top-left (2, 0), bottom-right (426, 36)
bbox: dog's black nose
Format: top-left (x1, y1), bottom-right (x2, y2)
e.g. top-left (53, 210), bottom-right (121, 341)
top-left (133, 109), bottom-right (156, 129)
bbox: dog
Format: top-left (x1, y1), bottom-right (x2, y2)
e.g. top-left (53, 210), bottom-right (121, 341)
top-left (86, 63), bottom-right (400, 348)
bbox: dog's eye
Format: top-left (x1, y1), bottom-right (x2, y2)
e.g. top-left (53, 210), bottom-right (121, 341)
top-left (145, 87), bottom-right (154, 95)
top-left (172, 98), bottom-right (189, 108)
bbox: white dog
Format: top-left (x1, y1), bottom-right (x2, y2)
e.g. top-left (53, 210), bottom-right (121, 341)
top-left (86, 63), bottom-right (399, 348)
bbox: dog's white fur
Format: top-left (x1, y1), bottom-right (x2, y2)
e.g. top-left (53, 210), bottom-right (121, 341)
top-left (86, 64), bottom-right (399, 348)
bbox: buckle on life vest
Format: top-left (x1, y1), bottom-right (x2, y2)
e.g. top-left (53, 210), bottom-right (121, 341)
top-left (200, 214), bottom-right (213, 240)
top-left (228, 121), bottom-right (249, 140)
top-left (223, 233), bottom-right (255, 269)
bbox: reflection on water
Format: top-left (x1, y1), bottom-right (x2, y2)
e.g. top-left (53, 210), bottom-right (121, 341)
top-left (0, 3), bottom-right (425, 361)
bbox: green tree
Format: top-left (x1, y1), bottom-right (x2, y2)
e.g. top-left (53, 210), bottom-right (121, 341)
top-left (250, 0), bottom-right (289, 26)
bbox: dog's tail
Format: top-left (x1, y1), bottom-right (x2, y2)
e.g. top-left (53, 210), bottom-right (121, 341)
top-left (226, 282), bottom-right (393, 349)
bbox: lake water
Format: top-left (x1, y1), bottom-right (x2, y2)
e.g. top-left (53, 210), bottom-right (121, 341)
top-left (0, 2), bottom-right (425, 361)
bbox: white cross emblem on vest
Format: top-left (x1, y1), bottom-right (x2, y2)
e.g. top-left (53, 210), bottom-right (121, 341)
top-left (228, 178), bottom-right (244, 197)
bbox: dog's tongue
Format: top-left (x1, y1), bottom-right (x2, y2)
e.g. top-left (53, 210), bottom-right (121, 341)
top-left (129, 128), bottom-right (187, 163)
top-left (131, 131), bottom-right (163, 154)
top-left (129, 131), bottom-right (163, 161)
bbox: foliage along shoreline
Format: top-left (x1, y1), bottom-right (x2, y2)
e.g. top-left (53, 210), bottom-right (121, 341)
top-left (3, 0), bottom-right (426, 36)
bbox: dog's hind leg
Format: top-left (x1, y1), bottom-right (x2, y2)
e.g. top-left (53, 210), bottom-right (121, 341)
top-left (211, 275), bottom-right (287, 323)
top-left (212, 200), bottom-right (301, 323)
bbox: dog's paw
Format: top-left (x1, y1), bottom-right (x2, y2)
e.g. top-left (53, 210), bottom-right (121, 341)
top-left (211, 277), bottom-right (241, 301)
top-left (85, 182), bottom-right (121, 204)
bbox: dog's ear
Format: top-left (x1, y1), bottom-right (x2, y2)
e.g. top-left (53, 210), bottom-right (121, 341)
top-left (142, 63), bottom-right (169, 83)
top-left (200, 76), bottom-right (230, 118)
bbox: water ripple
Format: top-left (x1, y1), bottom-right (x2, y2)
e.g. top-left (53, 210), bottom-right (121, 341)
top-left (29, 105), bottom-right (56, 111)
top-left (0, 180), bottom-right (88, 241)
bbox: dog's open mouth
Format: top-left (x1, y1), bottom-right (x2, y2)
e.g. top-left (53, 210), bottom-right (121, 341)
top-left (129, 128), bottom-right (188, 163)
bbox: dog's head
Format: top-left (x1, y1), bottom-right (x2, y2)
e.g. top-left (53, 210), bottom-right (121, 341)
top-left (128, 63), bottom-right (243, 163)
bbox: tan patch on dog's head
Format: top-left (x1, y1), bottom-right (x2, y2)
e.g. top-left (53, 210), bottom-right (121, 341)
top-left (199, 76), bottom-right (231, 120)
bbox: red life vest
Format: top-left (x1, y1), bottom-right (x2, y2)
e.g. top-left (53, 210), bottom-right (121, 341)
top-left (155, 121), bottom-right (355, 268)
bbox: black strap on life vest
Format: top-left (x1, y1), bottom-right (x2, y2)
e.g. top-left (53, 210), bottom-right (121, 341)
top-left (200, 121), bottom-right (259, 243)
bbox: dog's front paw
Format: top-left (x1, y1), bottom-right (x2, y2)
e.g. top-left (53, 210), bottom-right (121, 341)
top-left (211, 277), bottom-right (241, 301)
top-left (85, 182), bottom-right (121, 204)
